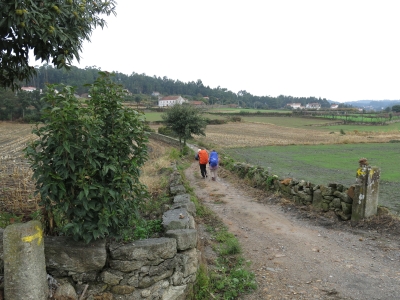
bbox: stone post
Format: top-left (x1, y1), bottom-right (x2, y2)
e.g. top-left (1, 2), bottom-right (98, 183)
top-left (351, 164), bottom-right (380, 222)
top-left (3, 220), bottom-right (48, 300)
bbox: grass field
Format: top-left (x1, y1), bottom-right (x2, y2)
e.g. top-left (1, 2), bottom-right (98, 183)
top-left (240, 115), bottom-right (400, 133)
top-left (143, 111), bottom-right (228, 122)
top-left (2, 119), bottom-right (400, 215)
top-left (225, 143), bottom-right (400, 213)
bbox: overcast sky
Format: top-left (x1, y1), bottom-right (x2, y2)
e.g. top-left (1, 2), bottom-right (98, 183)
top-left (71, 0), bottom-right (400, 103)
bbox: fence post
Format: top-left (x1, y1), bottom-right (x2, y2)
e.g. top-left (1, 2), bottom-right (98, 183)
top-left (3, 220), bottom-right (48, 299)
top-left (351, 159), bottom-right (380, 222)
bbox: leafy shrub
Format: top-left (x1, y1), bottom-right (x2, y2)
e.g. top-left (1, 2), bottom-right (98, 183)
top-left (204, 118), bottom-right (227, 125)
top-left (228, 116), bottom-right (241, 122)
top-left (158, 126), bottom-right (177, 137)
top-left (25, 72), bottom-right (149, 243)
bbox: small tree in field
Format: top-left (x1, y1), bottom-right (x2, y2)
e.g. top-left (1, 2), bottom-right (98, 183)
top-left (161, 103), bottom-right (207, 150)
top-left (25, 72), bottom-right (148, 243)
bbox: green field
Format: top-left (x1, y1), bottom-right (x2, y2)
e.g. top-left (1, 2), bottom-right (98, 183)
top-left (144, 111), bottom-right (229, 122)
top-left (226, 143), bottom-right (400, 213)
top-left (239, 115), bottom-right (400, 133)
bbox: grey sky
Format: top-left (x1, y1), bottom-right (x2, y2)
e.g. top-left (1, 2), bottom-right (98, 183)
top-left (72, 0), bottom-right (400, 102)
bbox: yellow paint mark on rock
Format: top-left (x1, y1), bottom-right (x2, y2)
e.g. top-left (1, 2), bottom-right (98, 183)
top-left (356, 168), bottom-right (366, 176)
top-left (21, 226), bottom-right (43, 245)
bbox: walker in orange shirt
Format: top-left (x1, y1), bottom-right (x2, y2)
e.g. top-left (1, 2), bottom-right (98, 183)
top-left (197, 149), bottom-right (209, 178)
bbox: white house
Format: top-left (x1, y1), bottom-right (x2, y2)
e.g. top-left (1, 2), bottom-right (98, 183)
top-left (158, 96), bottom-right (188, 107)
top-left (330, 104), bottom-right (339, 109)
top-left (21, 86), bottom-right (36, 92)
top-left (286, 103), bottom-right (303, 109)
top-left (306, 103), bottom-right (321, 109)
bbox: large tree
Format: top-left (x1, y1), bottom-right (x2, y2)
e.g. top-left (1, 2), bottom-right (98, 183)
top-left (392, 105), bottom-right (400, 113)
top-left (0, 0), bottom-right (116, 90)
top-left (162, 103), bottom-right (207, 148)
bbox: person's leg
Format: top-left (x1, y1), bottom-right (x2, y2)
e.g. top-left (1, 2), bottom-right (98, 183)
top-left (210, 169), bottom-right (215, 180)
top-left (200, 164), bottom-right (207, 178)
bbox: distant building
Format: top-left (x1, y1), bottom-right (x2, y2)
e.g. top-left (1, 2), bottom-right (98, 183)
top-left (21, 86), bottom-right (36, 92)
top-left (306, 103), bottom-right (321, 109)
top-left (286, 103), bottom-right (304, 109)
top-left (330, 104), bottom-right (339, 109)
top-left (152, 91), bottom-right (160, 97)
top-left (158, 96), bottom-right (188, 107)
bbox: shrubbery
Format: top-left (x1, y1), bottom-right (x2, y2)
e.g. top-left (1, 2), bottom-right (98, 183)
top-left (25, 72), bottom-right (149, 243)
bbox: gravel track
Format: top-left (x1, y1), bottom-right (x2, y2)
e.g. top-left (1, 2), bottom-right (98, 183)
top-left (185, 161), bottom-right (400, 300)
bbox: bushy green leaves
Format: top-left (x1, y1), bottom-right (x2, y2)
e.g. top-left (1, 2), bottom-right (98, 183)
top-left (25, 72), bottom-right (148, 243)
top-left (161, 104), bottom-right (207, 147)
top-left (0, 0), bottom-right (116, 89)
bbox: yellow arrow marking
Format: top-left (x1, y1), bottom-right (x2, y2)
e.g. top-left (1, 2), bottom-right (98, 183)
top-left (356, 168), bottom-right (366, 176)
top-left (21, 226), bottom-right (43, 245)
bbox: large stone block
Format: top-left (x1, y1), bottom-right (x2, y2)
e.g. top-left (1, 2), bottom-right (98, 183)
top-left (165, 229), bottom-right (197, 251)
top-left (110, 238), bottom-right (177, 261)
top-left (163, 208), bottom-right (191, 230)
top-left (170, 184), bottom-right (186, 195)
top-left (171, 202), bottom-right (196, 216)
top-left (333, 190), bottom-right (352, 204)
top-left (4, 220), bottom-right (48, 300)
top-left (173, 194), bottom-right (191, 204)
top-left (320, 185), bottom-right (334, 196)
top-left (45, 236), bottom-right (107, 273)
top-left (312, 189), bottom-right (323, 209)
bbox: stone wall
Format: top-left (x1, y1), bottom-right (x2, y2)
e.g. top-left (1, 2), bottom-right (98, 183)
top-left (225, 161), bottom-right (371, 221)
top-left (0, 166), bottom-right (198, 300)
top-left (149, 132), bottom-right (181, 148)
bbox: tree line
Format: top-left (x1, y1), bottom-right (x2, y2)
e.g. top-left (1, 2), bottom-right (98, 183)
top-left (0, 65), bottom-right (336, 122)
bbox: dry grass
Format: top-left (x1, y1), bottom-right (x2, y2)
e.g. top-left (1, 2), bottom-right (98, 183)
top-left (140, 140), bottom-right (174, 196)
top-left (0, 123), bottom-right (39, 214)
top-left (193, 123), bottom-right (400, 148)
top-left (0, 122), bottom-right (175, 220)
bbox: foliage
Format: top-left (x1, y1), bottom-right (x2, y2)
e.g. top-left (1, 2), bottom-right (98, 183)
top-left (392, 105), bottom-right (400, 113)
top-left (212, 259), bottom-right (257, 299)
top-left (215, 229), bottom-right (241, 256)
top-left (24, 72), bottom-right (149, 243)
top-left (0, 88), bottom-right (44, 121)
top-left (162, 104), bottom-right (207, 148)
top-left (0, 212), bottom-right (23, 228)
top-left (23, 64), bottom-right (334, 110)
top-left (193, 264), bottom-right (211, 300)
top-left (340, 129), bottom-right (346, 135)
top-left (157, 126), bottom-right (177, 138)
top-left (0, 0), bottom-right (116, 90)
top-left (132, 219), bottom-right (163, 240)
top-left (205, 118), bottom-right (227, 125)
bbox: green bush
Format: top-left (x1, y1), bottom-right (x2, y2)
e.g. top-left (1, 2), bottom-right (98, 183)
top-left (227, 116), bottom-right (241, 122)
top-left (205, 118), bottom-right (227, 125)
top-left (25, 72), bottom-right (149, 243)
top-left (158, 126), bottom-right (177, 137)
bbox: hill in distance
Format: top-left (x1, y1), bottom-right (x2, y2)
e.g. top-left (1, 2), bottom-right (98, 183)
top-left (329, 100), bottom-right (400, 110)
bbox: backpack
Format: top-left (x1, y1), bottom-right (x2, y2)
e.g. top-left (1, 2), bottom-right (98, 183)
top-left (209, 152), bottom-right (218, 167)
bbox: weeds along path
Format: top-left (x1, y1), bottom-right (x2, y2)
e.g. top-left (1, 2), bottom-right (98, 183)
top-left (185, 161), bottom-right (400, 300)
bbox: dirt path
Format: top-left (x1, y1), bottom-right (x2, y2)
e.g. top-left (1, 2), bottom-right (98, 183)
top-left (185, 161), bottom-right (400, 300)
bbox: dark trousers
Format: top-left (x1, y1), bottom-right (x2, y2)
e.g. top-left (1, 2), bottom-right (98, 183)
top-left (199, 164), bottom-right (207, 178)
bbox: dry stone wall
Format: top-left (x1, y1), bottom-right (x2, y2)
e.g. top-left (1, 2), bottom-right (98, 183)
top-left (225, 161), bottom-right (377, 221)
top-left (0, 165), bottom-right (198, 300)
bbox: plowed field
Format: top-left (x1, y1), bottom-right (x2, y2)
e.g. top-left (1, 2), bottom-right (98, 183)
top-left (196, 122), bottom-right (400, 148)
